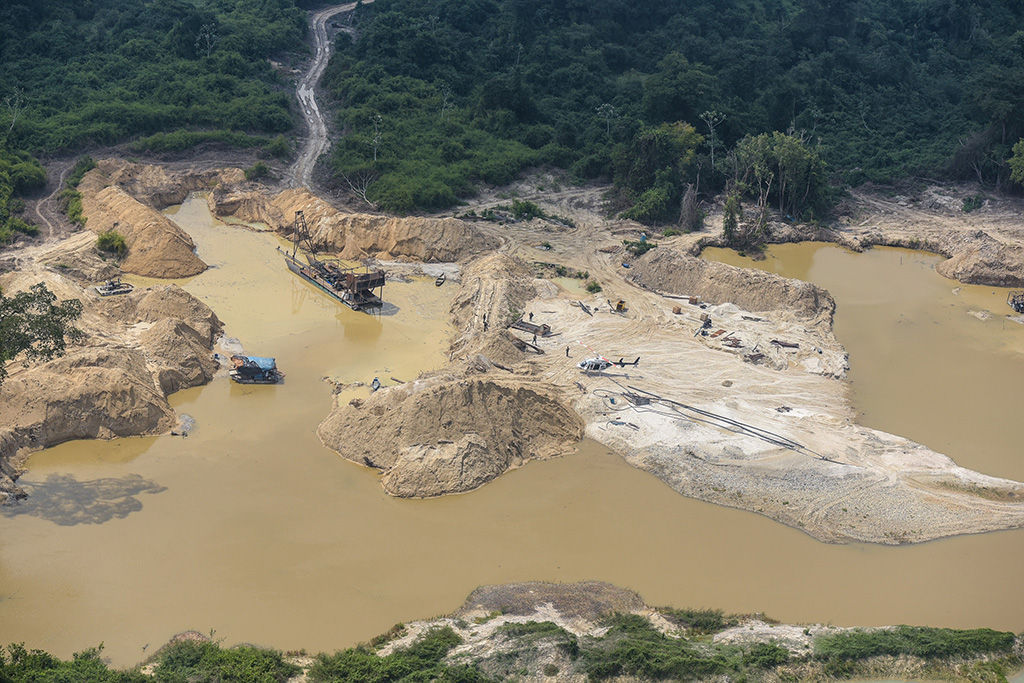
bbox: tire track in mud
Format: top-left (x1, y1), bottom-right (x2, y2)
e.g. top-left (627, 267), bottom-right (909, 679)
top-left (289, 0), bottom-right (375, 189)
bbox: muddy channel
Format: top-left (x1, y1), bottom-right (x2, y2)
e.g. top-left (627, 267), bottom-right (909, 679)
top-left (0, 203), bottom-right (1022, 666)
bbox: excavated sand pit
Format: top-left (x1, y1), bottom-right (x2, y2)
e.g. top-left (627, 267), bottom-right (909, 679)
top-left (4, 159), bottom-right (1024, 549)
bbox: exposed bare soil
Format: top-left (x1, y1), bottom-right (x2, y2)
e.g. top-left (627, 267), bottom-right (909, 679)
top-left (3, 160), bottom-right (1024, 545)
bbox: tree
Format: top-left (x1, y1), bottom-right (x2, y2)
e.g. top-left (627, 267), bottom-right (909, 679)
top-left (678, 183), bottom-right (702, 232)
top-left (195, 23), bottom-right (219, 58)
top-left (1009, 139), bottom-right (1024, 186)
top-left (0, 282), bottom-right (84, 389)
top-left (732, 131), bottom-right (826, 218)
top-left (596, 103), bottom-right (617, 136)
top-left (700, 110), bottom-right (725, 174)
top-left (721, 192), bottom-right (743, 246)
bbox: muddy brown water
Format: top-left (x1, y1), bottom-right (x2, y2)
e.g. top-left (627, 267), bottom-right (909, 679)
top-left (703, 243), bottom-right (1024, 483)
top-left (1, 206), bottom-right (1022, 667)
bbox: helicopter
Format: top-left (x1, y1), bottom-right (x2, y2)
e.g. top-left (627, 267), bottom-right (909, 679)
top-left (577, 356), bottom-right (640, 373)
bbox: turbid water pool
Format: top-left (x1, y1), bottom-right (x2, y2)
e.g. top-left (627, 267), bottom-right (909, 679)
top-left (1, 206), bottom-right (1022, 666)
top-left (703, 243), bottom-right (1024, 482)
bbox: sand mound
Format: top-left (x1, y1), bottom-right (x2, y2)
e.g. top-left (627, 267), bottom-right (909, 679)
top-left (79, 175), bottom-right (206, 279)
top-left (317, 376), bottom-right (583, 497)
top-left (455, 582), bottom-right (645, 622)
top-left (210, 187), bottom-right (500, 262)
top-left (75, 159), bottom-right (247, 279)
top-left (935, 230), bottom-right (1024, 287)
top-left (628, 248), bottom-right (835, 328)
top-left (448, 253), bottom-right (541, 366)
top-left (91, 159), bottom-right (244, 208)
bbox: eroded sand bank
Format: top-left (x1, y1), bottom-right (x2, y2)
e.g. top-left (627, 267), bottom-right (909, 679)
top-left (4, 160), bottom-right (1024, 547)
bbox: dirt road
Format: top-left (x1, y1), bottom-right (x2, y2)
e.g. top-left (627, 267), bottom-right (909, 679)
top-left (289, 0), bottom-right (374, 189)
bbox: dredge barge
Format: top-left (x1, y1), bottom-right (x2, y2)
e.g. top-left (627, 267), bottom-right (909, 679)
top-left (279, 211), bottom-right (385, 311)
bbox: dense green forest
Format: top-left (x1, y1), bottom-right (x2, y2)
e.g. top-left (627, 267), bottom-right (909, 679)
top-left (326, 0), bottom-right (1024, 220)
top-left (0, 0), bottom-right (310, 242)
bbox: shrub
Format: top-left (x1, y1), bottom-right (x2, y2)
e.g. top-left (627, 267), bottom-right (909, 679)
top-left (264, 135), bottom-right (291, 158)
top-left (962, 195), bottom-right (984, 212)
top-left (743, 642), bottom-right (790, 668)
top-left (6, 217), bottom-right (38, 237)
top-left (153, 639), bottom-right (299, 683)
top-left (58, 188), bottom-right (86, 227)
top-left (66, 156), bottom-right (96, 189)
top-left (96, 230), bottom-right (127, 257)
top-left (586, 280), bottom-right (602, 293)
top-left (244, 161), bottom-right (272, 181)
top-left (814, 626), bottom-right (1015, 662)
top-left (308, 627), bottom-right (490, 683)
top-left (623, 239), bottom-right (657, 256)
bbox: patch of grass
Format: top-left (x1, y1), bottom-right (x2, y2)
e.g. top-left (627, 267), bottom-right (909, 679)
top-left (309, 626), bottom-right (493, 683)
top-left (368, 623), bottom-right (406, 649)
top-left (661, 608), bottom-right (737, 635)
top-left (815, 626), bottom-right (1015, 662)
top-left (130, 130), bottom-right (282, 155)
top-left (474, 610), bottom-right (504, 625)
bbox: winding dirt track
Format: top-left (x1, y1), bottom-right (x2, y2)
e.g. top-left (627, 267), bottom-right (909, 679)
top-left (290, 1), bottom-right (373, 189)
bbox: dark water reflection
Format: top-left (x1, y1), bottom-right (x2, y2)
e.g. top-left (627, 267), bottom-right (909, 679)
top-left (3, 473), bottom-right (165, 526)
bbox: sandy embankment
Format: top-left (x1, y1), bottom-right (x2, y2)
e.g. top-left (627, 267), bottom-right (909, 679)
top-left (0, 265), bottom-right (221, 503)
top-left (5, 159), bottom-right (1024, 545)
top-left (207, 169), bottom-right (1024, 544)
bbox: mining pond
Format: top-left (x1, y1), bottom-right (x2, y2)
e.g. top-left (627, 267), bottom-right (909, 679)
top-left (0, 207), bottom-right (1022, 667)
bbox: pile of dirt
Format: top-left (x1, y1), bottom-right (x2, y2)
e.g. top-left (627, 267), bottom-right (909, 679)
top-left (74, 159), bottom-right (251, 279)
top-left (0, 272), bottom-right (221, 504)
top-left (448, 253), bottom-right (542, 366)
top-left (89, 159), bottom-right (245, 209)
top-left (79, 167), bottom-right (206, 278)
top-left (210, 187), bottom-right (501, 262)
top-left (934, 229), bottom-right (1024, 287)
top-left (317, 376), bottom-right (583, 497)
top-left (627, 248), bottom-right (836, 328)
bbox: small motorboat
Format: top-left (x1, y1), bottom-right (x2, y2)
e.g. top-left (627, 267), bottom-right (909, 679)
top-left (95, 279), bottom-right (134, 296)
top-left (435, 273), bottom-right (446, 287)
top-left (229, 356), bottom-right (284, 384)
top-left (1009, 291), bottom-right (1024, 314)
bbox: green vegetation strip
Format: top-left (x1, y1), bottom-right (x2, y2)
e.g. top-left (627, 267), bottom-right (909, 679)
top-left (2, 617), bottom-right (1015, 683)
